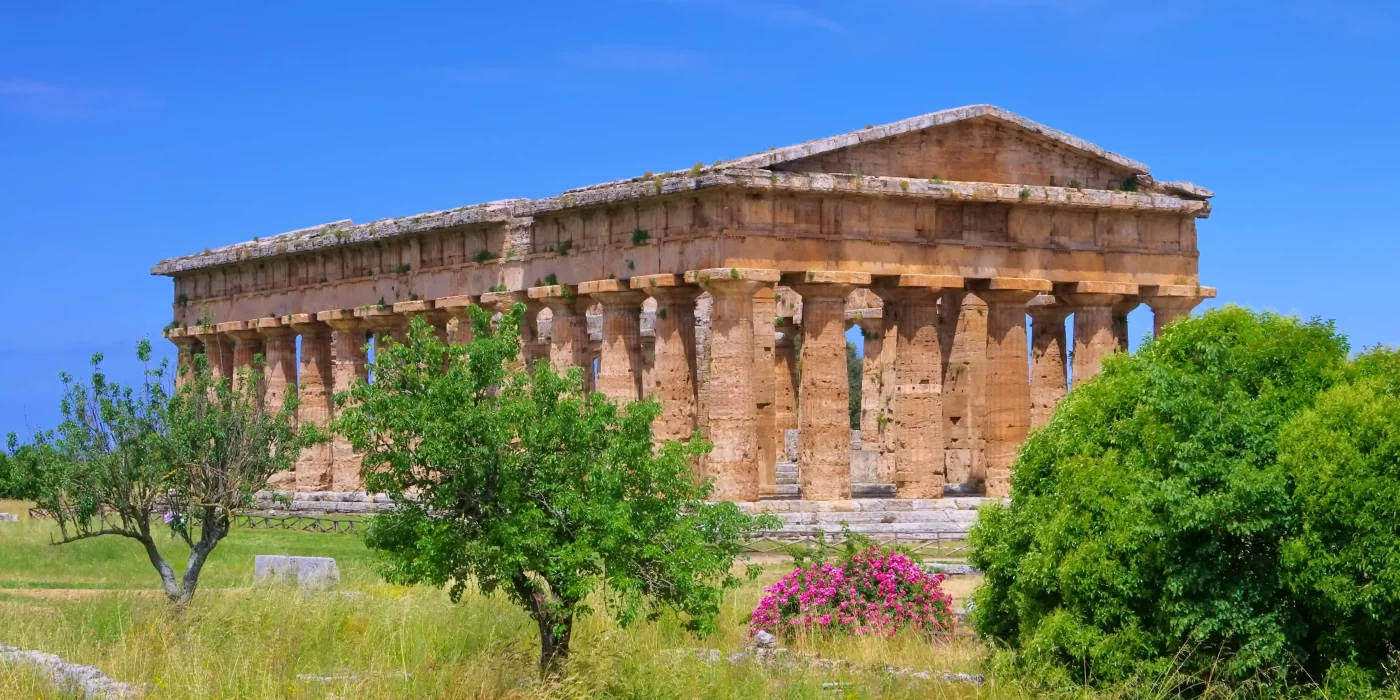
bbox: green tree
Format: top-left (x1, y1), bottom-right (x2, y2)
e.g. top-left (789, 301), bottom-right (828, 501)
top-left (334, 306), bottom-right (773, 675)
top-left (847, 340), bottom-right (862, 430)
top-left (17, 341), bottom-right (321, 608)
top-left (969, 306), bottom-right (1356, 690)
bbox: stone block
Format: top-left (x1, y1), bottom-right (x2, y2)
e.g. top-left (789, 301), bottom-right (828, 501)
top-left (0, 513), bottom-right (17, 521)
top-left (784, 429), bottom-right (799, 462)
top-left (254, 555), bottom-right (340, 590)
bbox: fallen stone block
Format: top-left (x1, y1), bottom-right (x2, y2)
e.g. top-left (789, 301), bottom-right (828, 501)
top-left (254, 555), bottom-right (340, 590)
top-left (0, 513), bottom-right (18, 522)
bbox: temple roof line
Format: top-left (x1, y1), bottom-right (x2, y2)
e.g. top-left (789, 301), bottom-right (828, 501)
top-left (151, 105), bottom-right (1213, 277)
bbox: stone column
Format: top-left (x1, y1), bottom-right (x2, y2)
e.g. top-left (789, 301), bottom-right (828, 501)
top-left (393, 299), bottom-right (451, 345)
top-left (581, 280), bottom-right (646, 404)
top-left (941, 291), bottom-right (988, 487)
top-left (163, 328), bottom-right (200, 390)
top-left (481, 290), bottom-right (544, 367)
top-left (688, 268), bottom-right (780, 502)
top-left (633, 274), bottom-right (701, 442)
top-left (355, 306), bottom-right (405, 359)
top-left (188, 326), bottom-right (233, 385)
top-left (435, 295), bottom-right (478, 345)
top-left (289, 314), bottom-right (334, 491)
top-left (785, 271), bottom-right (870, 502)
top-left (773, 317), bottom-right (800, 438)
top-left (1061, 282), bottom-right (1138, 385)
top-left (317, 309), bottom-right (370, 491)
top-left (874, 274), bottom-right (962, 499)
top-left (256, 317), bottom-right (299, 491)
top-left (217, 321), bottom-right (264, 398)
top-left (1141, 285), bottom-right (1217, 338)
top-left (974, 278), bottom-right (1051, 498)
top-left (1112, 298), bottom-right (1142, 352)
top-left (1027, 294), bottom-right (1071, 430)
top-left (530, 285), bottom-right (590, 375)
top-left (752, 286), bottom-right (778, 496)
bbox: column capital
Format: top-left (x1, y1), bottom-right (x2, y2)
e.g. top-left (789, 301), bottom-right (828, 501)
top-left (255, 316), bottom-right (296, 338)
top-left (1026, 294), bottom-right (1072, 322)
top-left (529, 284), bottom-right (592, 314)
top-left (286, 313), bottom-right (330, 336)
top-left (781, 270), bottom-right (871, 297)
top-left (634, 274), bottom-right (702, 304)
top-left (433, 294), bottom-right (478, 316)
top-left (316, 308), bottom-right (364, 333)
top-left (393, 299), bottom-right (450, 326)
top-left (353, 304), bottom-right (402, 330)
top-left (580, 279), bottom-right (647, 307)
top-left (971, 276), bottom-right (1053, 294)
top-left (684, 268), bottom-right (780, 294)
top-left (216, 320), bottom-right (260, 340)
top-left (1140, 284), bottom-right (1217, 310)
top-left (1056, 281), bottom-right (1138, 308)
top-left (480, 289), bottom-right (541, 314)
top-left (162, 327), bottom-right (198, 348)
top-left (873, 273), bottom-right (965, 291)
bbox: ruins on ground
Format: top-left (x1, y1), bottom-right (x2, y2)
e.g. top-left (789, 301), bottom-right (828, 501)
top-left (154, 104), bottom-right (1214, 516)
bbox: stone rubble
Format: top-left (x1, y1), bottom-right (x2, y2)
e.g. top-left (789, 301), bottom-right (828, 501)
top-left (0, 643), bottom-right (141, 699)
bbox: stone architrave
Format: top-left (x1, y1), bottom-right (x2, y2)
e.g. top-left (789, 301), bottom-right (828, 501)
top-left (317, 309), bottom-right (370, 491)
top-left (752, 286), bottom-right (778, 496)
top-left (688, 268), bottom-right (780, 502)
top-left (633, 275), bottom-right (701, 443)
top-left (163, 328), bottom-right (200, 390)
top-left (1141, 285), bottom-right (1218, 338)
top-left (874, 274), bottom-right (963, 499)
top-left (434, 295), bottom-right (478, 345)
top-left (773, 317), bottom-right (800, 436)
top-left (1112, 297), bottom-right (1142, 351)
top-left (973, 278), bottom-right (1051, 498)
top-left (786, 271), bottom-right (871, 502)
top-left (1061, 281), bottom-right (1138, 385)
top-left (289, 314), bottom-right (334, 491)
top-left (217, 321), bottom-right (264, 398)
top-left (393, 299), bottom-right (451, 345)
top-left (581, 279), bottom-right (646, 404)
top-left (529, 285), bottom-right (590, 375)
top-left (1027, 294), bottom-right (1071, 430)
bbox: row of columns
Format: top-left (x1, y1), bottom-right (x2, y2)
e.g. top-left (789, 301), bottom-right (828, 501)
top-left (165, 274), bottom-right (1211, 500)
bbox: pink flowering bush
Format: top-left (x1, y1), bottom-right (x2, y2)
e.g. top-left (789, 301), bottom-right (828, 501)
top-left (749, 544), bottom-right (955, 638)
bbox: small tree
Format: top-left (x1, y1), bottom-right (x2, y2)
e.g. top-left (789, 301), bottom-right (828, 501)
top-left (335, 307), bottom-right (773, 674)
top-left (19, 341), bottom-right (321, 608)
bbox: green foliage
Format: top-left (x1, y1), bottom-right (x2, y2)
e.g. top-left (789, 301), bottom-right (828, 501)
top-left (631, 228), bottom-right (650, 245)
top-left (11, 342), bottom-right (323, 607)
top-left (847, 341), bottom-right (862, 430)
top-left (557, 238), bottom-right (574, 256)
top-left (968, 307), bottom-right (1400, 694)
top-left (489, 283), bottom-right (508, 293)
top-left (334, 309), bottom-right (772, 674)
top-left (0, 439), bottom-right (46, 500)
top-left (473, 249), bottom-right (495, 265)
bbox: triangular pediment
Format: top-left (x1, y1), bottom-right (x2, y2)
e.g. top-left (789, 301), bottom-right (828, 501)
top-left (724, 105), bottom-right (1154, 191)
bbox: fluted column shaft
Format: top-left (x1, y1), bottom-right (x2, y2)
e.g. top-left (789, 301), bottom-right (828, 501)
top-left (880, 288), bottom-right (946, 498)
top-left (1112, 298), bottom-right (1142, 351)
top-left (636, 279), bottom-right (701, 442)
top-left (290, 316), bottom-right (334, 491)
top-left (1066, 294), bottom-right (1124, 384)
top-left (218, 322), bottom-right (263, 398)
top-left (256, 318), bottom-right (298, 413)
top-left (978, 285), bottom-right (1043, 498)
top-left (941, 291), bottom-right (988, 486)
top-left (165, 330), bottom-right (199, 390)
top-left (537, 292), bottom-right (590, 375)
top-left (1027, 296), bottom-right (1071, 430)
top-left (588, 285), bottom-right (646, 404)
top-left (752, 286), bottom-right (778, 495)
top-left (319, 311), bottom-right (369, 492)
top-left (787, 272), bottom-right (868, 501)
top-left (773, 317), bottom-right (800, 437)
top-left (691, 269), bottom-right (777, 502)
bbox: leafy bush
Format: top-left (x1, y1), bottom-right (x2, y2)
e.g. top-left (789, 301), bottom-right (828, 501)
top-left (751, 529), bottom-right (954, 639)
top-left (968, 306), bottom-right (1400, 692)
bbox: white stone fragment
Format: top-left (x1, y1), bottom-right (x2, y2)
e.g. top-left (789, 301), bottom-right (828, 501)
top-left (254, 555), bottom-right (341, 590)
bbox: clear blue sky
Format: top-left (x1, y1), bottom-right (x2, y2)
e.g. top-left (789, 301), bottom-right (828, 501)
top-left (2, 1), bottom-right (1396, 437)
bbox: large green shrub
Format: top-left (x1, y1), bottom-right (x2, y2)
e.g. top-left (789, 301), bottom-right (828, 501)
top-left (968, 306), bottom-right (1400, 692)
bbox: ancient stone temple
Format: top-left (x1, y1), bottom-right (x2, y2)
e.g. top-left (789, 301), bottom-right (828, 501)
top-left (154, 104), bottom-right (1214, 509)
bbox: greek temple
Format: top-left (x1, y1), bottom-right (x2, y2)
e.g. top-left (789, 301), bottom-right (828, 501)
top-left (154, 104), bottom-right (1214, 510)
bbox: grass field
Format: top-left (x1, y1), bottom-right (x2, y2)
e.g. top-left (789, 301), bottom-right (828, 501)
top-left (0, 499), bottom-right (1012, 699)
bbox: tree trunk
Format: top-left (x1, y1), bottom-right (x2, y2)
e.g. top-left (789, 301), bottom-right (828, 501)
top-left (535, 612), bottom-right (573, 677)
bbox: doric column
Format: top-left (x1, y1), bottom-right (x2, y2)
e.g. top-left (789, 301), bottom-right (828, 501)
top-left (530, 285), bottom-right (590, 375)
top-left (874, 274), bottom-right (963, 499)
top-left (393, 299), bottom-right (451, 345)
top-left (217, 321), bottom-right (264, 398)
top-left (1061, 282), bottom-right (1138, 385)
top-left (480, 290), bottom-right (544, 367)
top-left (434, 295), bottom-right (478, 345)
top-left (187, 325), bottom-right (233, 385)
top-left (773, 316), bottom-right (800, 437)
top-left (752, 286), bottom-right (778, 496)
top-left (1112, 298), bottom-right (1142, 351)
top-left (163, 328), bottom-right (200, 390)
top-left (289, 314), bottom-right (334, 491)
top-left (255, 317), bottom-right (298, 412)
top-left (1141, 285), bottom-right (1217, 338)
top-left (687, 268), bottom-right (780, 502)
top-left (785, 271), bottom-right (871, 502)
top-left (1027, 294), bottom-right (1071, 430)
top-left (974, 278), bottom-right (1051, 498)
top-left (633, 274), bottom-right (701, 442)
top-left (317, 309), bottom-right (370, 491)
top-left (941, 291), bottom-right (988, 486)
top-left (581, 279), bottom-right (646, 404)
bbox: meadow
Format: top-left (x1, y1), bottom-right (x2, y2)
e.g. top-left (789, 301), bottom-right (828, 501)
top-left (0, 500), bottom-right (1005, 699)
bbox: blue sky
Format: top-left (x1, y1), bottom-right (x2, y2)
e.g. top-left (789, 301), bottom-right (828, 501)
top-left (2, 1), bottom-right (1396, 437)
